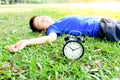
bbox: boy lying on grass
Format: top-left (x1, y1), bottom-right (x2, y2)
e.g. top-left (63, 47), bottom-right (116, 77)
top-left (7, 16), bottom-right (120, 52)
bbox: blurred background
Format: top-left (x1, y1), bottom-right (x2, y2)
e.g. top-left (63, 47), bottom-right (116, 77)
top-left (1, 0), bottom-right (120, 4)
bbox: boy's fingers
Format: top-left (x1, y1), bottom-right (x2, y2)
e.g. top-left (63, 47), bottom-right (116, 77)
top-left (6, 45), bottom-right (17, 53)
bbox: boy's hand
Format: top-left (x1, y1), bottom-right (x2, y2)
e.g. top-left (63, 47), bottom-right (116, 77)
top-left (7, 40), bottom-right (27, 53)
top-left (7, 45), bottom-right (17, 53)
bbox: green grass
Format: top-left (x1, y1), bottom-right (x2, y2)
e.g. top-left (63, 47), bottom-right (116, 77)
top-left (0, 4), bottom-right (120, 80)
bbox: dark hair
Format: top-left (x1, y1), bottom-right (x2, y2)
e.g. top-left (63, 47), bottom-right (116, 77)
top-left (29, 16), bottom-right (42, 32)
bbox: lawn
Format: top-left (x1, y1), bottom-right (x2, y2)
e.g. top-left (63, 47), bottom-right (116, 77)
top-left (0, 4), bottom-right (120, 80)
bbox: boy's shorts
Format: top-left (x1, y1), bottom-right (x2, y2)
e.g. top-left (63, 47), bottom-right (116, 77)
top-left (98, 18), bottom-right (120, 42)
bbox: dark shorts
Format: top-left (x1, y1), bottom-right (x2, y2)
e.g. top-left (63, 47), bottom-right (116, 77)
top-left (98, 18), bottom-right (120, 42)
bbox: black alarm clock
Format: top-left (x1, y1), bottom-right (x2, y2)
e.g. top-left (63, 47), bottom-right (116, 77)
top-left (62, 30), bottom-right (84, 60)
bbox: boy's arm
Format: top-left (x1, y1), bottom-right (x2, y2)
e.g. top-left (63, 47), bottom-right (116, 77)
top-left (26, 32), bottom-right (57, 45)
top-left (7, 32), bottom-right (57, 52)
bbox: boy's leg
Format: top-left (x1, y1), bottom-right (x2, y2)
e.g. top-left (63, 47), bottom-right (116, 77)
top-left (117, 20), bottom-right (120, 24)
top-left (100, 18), bottom-right (120, 42)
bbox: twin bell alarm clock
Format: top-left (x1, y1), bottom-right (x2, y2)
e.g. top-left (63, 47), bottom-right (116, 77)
top-left (62, 30), bottom-right (84, 60)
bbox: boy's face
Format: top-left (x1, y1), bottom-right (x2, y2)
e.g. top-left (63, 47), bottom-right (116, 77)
top-left (33, 16), bottom-right (54, 33)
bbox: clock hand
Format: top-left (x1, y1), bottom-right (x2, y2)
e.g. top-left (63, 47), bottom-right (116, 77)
top-left (73, 47), bottom-right (80, 51)
top-left (68, 46), bottom-right (74, 51)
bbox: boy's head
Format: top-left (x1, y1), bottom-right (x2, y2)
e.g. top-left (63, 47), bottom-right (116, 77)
top-left (29, 16), bottom-right (54, 33)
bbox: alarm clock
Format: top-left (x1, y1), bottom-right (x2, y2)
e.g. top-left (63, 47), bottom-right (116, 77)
top-left (62, 30), bottom-right (84, 60)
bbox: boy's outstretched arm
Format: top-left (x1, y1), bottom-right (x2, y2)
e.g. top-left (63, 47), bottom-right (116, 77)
top-left (7, 32), bottom-right (57, 53)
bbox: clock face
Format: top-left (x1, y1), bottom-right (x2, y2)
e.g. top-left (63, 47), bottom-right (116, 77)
top-left (63, 41), bottom-right (84, 60)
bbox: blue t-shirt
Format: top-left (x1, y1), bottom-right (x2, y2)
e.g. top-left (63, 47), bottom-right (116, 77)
top-left (47, 16), bottom-right (101, 37)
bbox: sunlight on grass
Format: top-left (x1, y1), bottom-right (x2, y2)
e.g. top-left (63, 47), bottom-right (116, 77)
top-left (0, 3), bottom-right (120, 79)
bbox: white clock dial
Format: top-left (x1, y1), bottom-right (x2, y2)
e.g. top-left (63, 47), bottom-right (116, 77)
top-left (63, 41), bottom-right (84, 59)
